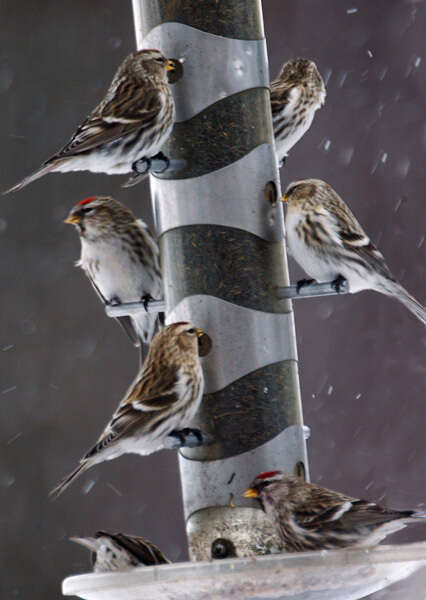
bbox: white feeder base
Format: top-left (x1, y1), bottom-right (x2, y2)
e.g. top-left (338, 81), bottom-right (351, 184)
top-left (62, 541), bottom-right (426, 600)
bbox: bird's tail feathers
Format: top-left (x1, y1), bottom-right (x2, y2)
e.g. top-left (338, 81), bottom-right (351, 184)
top-left (121, 172), bottom-right (148, 188)
top-left (157, 311), bottom-right (165, 330)
top-left (380, 280), bottom-right (426, 326)
top-left (138, 343), bottom-right (147, 367)
top-left (4, 162), bottom-right (57, 194)
top-left (136, 313), bottom-right (162, 367)
top-left (134, 312), bottom-right (161, 346)
top-left (49, 459), bottom-right (90, 499)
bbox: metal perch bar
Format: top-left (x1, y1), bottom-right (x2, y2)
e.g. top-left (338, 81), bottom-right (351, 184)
top-left (106, 299), bottom-right (166, 317)
top-left (105, 281), bottom-right (349, 318)
top-left (276, 279), bottom-right (349, 299)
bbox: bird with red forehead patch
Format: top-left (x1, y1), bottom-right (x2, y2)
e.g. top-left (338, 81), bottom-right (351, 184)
top-left (51, 322), bottom-right (205, 497)
top-left (5, 49), bottom-right (176, 193)
top-left (65, 195), bottom-right (162, 359)
top-left (244, 470), bottom-right (426, 552)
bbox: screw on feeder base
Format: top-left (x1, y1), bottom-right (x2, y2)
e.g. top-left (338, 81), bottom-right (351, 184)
top-left (211, 537), bottom-right (237, 559)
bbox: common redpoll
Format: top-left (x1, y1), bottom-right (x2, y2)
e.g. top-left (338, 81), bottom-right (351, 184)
top-left (50, 322), bottom-right (205, 497)
top-left (271, 58), bottom-right (325, 165)
top-left (65, 195), bottom-right (162, 354)
top-left (283, 178), bottom-right (426, 325)
top-left (70, 531), bottom-right (169, 572)
top-left (244, 471), bottom-right (426, 552)
top-left (6, 49), bottom-right (175, 193)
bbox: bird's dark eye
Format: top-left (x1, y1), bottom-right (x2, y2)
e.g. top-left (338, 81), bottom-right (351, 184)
top-left (81, 207), bottom-right (94, 214)
top-left (154, 57), bottom-right (165, 63)
top-left (187, 328), bottom-right (196, 334)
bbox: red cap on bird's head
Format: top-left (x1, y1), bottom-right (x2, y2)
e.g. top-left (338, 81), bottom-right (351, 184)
top-left (78, 196), bottom-right (96, 206)
top-left (65, 197), bottom-right (97, 225)
top-left (256, 470), bottom-right (281, 480)
top-left (243, 470), bottom-right (282, 498)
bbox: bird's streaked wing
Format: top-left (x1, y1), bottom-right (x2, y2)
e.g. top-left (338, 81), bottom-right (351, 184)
top-left (48, 86), bottom-right (162, 160)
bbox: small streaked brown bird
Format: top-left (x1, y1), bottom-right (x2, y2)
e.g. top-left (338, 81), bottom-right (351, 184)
top-left (50, 322), bottom-right (205, 497)
top-left (244, 471), bottom-right (426, 552)
top-left (271, 58), bottom-right (325, 165)
top-left (283, 178), bottom-right (426, 325)
top-left (70, 531), bottom-right (169, 572)
top-left (65, 195), bottom-right (162, 357)
top-left (6, 49), bottom-right (175, 193)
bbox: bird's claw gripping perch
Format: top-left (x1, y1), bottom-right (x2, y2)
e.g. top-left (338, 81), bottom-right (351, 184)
top-left (132, 152), bottom-right (173, 175)
top-left (331, 275), bottom-right (348, 294)
top-left (296, 278), bottom-right (315, 294)
top-left (123, 153), bottom-right (185, 188)
top-left (109, 295), bottom-right (122, 306)
top-left (121, 154), bottom-right (170, 188)
top-left (167, 428), bottom-right (213, 449)
top-left (131, 152), bottom-right (169, 176)
top-left (141, 294), bottom-right (153, 313)
top-left (148, 152), bottom-right (170, 174)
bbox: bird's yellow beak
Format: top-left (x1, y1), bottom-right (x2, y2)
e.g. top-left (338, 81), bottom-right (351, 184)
top-left (281, 194), bottom-right (289, 203)
top-left (243, 488), bottom-right (259, 499)
top-left (195, 328), bottom-right (204, 338)
top-left (64, 214), bottom-right (81, 225)
top-left (166, 59), bottom-right (176, 72)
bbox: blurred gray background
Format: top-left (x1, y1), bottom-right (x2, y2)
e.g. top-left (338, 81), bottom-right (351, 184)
top-left (1, 1), bottom-right (425, 598)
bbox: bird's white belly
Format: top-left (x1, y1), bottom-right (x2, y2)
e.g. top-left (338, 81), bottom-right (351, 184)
top-left (286, 214), bottom-right (337, 282)
top-left (53, 123), bottom-right (172, 175)
top-left (92, 259), bottom-right (144, 302)
top-left (286, 214), bottom-right (372, 293)
top-left (81, 242), bottom-right (160, 303)
top-left (276, 111), bottom-right (314, 160)
top-left (100, 405), bottom-right (197, 461)
top-left (274, 109), bottom-right (315, 160)
top-left (82, 241), bottom-right (162, 344)
top-left (93, 434), bottom-right (166, 463)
